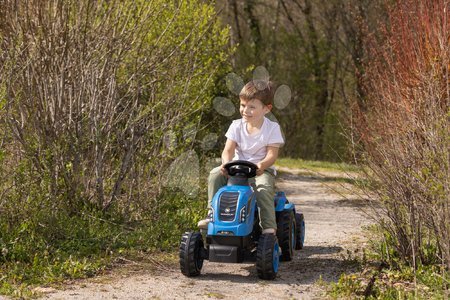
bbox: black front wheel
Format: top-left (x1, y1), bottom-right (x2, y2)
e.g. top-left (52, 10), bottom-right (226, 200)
top-left (256, 234), bottom-right (280, 280)
top-left (179, 231), bottom-right (205, 277)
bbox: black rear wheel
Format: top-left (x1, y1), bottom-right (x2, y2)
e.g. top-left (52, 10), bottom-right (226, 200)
top-left (179, 231), bottom-right (205, 277)
top-left (277, 210), bottom-right (295, 261)
top-left (295, 213), bottom-right (305, 250)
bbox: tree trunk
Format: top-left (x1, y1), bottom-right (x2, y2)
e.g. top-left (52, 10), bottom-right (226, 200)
top-left (243, 0), bottom-right (262, 63)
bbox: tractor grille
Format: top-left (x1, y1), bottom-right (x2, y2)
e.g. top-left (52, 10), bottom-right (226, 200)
top-left (218, 192), bottom-right (239, 221)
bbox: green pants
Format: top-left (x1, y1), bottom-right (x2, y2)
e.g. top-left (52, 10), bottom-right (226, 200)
top-left (208, 166), bottom-right (277, 230)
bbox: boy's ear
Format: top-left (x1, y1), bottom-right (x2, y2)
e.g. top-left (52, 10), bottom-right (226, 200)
top-left (266, 104), bottom-right (273, 111)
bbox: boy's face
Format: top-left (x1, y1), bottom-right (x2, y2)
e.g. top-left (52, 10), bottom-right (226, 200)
top-left (239, 98), bottom-right (272, 123)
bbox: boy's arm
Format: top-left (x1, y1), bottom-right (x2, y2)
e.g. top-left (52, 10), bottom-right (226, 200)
top-left (256, 145), bottom-right (280, 176)
top-left (221, 139), bottom-right (237, 175)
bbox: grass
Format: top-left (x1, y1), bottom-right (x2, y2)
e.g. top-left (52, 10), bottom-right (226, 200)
top-left (326, 225), bottom-right (450, 299)
top-left (275, 157), bottom-right (362, 173)
top-left (329, 265), bottom-right (450, 299)
top-left (205, 292), bottom-right (226, 299)
top-left (0, 189), bottom-right (203, 299)
top-left (275, 157), bottom-right (368, 186)
top-left (0, 227), bottom-right (182, 299)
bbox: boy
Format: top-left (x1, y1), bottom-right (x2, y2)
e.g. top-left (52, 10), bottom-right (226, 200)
top-left (199, 80), bottom-right (284, 234)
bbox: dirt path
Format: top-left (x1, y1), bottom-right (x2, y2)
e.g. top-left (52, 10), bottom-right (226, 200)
top-left (41, 168), bottom-right (372, 300)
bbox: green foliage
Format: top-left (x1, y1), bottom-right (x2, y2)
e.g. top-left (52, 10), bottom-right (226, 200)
top-left (328, 225), bottom-right (450, 299)
top-left (0, 0), bottom-right (229, 297)
top-left (0, 190), bottom-right (205, 297)
top-left (226, 4), bottom-right (353, 161)
top-left (330, 265), bottom-right (450, 299)
top-left (329, 274), bottom-right (365, 298)
top-left (0, 212), bottom-right (110, 296)
top-left (133, 189), bottom-right (207, 250)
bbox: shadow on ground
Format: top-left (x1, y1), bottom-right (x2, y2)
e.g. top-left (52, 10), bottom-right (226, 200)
top-left (195, 244), bottom-right (358, 285)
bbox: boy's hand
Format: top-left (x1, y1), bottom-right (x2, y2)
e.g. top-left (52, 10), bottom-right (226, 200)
top-left (220, 164), bottom-right (229, 177)
top-left (256, 162), bottom-right (265, 176)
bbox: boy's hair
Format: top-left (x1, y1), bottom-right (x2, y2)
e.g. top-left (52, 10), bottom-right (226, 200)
top-left (239, 80), bottom-right (275, 106)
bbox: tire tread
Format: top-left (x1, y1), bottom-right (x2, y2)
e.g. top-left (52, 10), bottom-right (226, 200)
top-left (179, 231), bottom-right (203, 277)
top-left (256, 234), bottom-right (278, 280)
top-left (277, 210), bottom-right (294, 261)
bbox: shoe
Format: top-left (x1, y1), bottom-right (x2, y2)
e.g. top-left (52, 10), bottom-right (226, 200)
top-left (262, 228), bottom-right (276, 235)
top-left (197, 219), bottom-right (210, 229)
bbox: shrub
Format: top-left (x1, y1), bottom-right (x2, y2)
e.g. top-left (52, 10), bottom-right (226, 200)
top-left (355, 0), bottom-right (449, 269)
top-left (0, 0), bottom-right (230, 293)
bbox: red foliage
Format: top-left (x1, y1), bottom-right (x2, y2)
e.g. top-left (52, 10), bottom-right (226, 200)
top-left (355, 0), bottom-right (450, 268)
top-left (360, 0), bottom-right (449, 140)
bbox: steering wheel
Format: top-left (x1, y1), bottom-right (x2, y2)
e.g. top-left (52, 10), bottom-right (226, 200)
top-left (223, 160), bottom-right (258, 178)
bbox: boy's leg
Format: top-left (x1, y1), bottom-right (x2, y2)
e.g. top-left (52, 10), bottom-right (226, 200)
top-left (254, 170), bottom-right (277, 231)
top-left (208, 166), bottom-right (227, 206)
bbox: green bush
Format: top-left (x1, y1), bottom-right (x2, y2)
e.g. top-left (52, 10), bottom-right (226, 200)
top-left (328, 225), bottom-right (450, 299)
top-left (0, 0), bottom-right (230, 296)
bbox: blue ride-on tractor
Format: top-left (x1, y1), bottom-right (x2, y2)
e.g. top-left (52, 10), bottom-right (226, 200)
top-left (179, 160), bottom-right (305, 280)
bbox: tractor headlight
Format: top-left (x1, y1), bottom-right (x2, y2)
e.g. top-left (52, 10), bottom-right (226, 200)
top-left (239, 206), bottom-right (246, 223)
top-left (208, 207), bottom-right (214, 222)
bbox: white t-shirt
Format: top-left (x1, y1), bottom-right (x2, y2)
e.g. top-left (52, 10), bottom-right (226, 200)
top-left (225, 117), bottom-right (285, 166)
